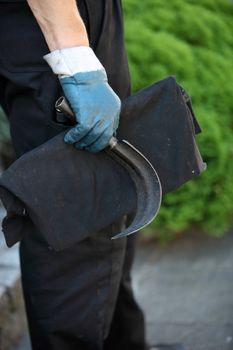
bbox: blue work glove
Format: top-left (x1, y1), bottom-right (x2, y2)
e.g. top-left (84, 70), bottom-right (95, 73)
top-left (44, 46), bottom-right (121, 152)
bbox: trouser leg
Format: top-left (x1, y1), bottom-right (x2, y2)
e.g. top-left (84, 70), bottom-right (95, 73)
top-left (20, 220), bottom-right (127, 350)
top-left (104, 235), bottom-right (147, 350)
top-left (0, 64), bottom-right (128, 350)
top-left (0, 1), bottom-right (147, 349)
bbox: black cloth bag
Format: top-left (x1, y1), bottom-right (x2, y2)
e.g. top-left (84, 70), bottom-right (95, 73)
top-left (0, 76), bottom-right (206, 251)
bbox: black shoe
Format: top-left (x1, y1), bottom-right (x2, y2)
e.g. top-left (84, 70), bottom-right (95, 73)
top-left (148, 344), bottom-right (189, 350)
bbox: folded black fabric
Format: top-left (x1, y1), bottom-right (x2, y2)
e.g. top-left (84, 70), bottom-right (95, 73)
top-left (0, 76), bottom-right (206, 250)
top-left (118, 77), bottom-right (205, 193)
top-left (0, 140), bottom-right (137, 250)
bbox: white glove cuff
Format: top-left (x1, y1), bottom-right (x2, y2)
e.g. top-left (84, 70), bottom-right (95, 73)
top-left (43, 46), bottom-right (104, 77)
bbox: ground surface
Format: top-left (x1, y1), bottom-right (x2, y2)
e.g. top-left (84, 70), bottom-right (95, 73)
top-left (134, 231), bottom-right (233, 350)
top-left (0, 206), bottom-right (232, 350)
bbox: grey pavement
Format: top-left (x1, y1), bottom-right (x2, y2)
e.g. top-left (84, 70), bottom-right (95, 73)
top-left (134, 231), bottom-right (233, 350)
top-left (0, 208), bottom-right (26, 350)
top-left (0, 205), bottom-right (232, 350)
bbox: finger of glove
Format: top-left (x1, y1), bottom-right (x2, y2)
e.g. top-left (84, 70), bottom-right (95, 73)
top-left (75, 119), bottom-right (113, 149)
top-left (74, 127), bottom-right (105, 150)
top-left (112, 114), bottom-right (120, 134)
top-left (64, 124), bottom-right (90, 144)
top-left (85, 127), bottom-right (113, 153)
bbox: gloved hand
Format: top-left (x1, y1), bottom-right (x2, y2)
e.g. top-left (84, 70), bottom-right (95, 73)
top-left (44, 46), bottom-right (121, 152)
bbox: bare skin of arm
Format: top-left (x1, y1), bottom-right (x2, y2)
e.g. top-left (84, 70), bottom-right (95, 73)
top-left (26, 0), bottom-right (89, 51)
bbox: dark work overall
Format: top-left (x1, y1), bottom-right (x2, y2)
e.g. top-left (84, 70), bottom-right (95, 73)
top-left (0, 1), bottom-right (146, 349)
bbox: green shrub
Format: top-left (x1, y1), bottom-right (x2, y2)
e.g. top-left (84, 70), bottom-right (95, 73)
top-left (0, 1), bottom-right (232, 236)
top-left (123, 0), bottom-right (233, 236)
top-left (0, 107), bottom-right (12, 159)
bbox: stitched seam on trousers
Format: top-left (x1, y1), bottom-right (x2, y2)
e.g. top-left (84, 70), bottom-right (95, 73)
top-left (102, 229), bottom-right (115, 339)
top-left (102, 217), bottom-right (127, 339)
top-left (90, 236), bottom-right (105, 347)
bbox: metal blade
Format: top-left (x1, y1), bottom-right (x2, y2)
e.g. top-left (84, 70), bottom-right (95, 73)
top-left (106, 138), bottom-right (162, 239)
top-left (55, 97), bottom-right (162, 239)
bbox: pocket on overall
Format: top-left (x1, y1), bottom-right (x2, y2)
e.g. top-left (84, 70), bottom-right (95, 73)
top-left (0, 2), bottom-right (50, 72)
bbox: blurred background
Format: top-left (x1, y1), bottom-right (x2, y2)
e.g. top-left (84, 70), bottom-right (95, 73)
top-left (0, 0), bottom-right (233, 349)
top-left (1, 0), bottom-right (233, 238)
top-left (122, 0), bottom-right (233, 239)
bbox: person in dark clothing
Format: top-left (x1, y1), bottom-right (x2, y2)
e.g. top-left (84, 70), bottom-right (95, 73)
top-left (0, 1), bottom-right (187, 349)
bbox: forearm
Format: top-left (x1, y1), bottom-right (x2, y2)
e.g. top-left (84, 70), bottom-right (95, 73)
top-left (27, 0), bottom-right (119, 153)
top-left (26, 0), bottom-right (89, 51)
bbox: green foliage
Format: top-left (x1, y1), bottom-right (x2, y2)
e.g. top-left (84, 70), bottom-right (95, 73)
top-left (0, 0), bottom-right (232, 236)
top-left (123, 0), bottom-right (233, 236)
top-left (0, 107), bottom-right (12, 158)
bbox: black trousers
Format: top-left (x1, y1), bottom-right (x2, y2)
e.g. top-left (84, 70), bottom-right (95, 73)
top-left (0, 1), bottom-right (146, 349)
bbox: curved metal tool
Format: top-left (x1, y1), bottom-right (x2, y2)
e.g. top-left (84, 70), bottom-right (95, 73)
top-left (55, 97), bottom-right (162, 239)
